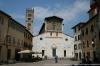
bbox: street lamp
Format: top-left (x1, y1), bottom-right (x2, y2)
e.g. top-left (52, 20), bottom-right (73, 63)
top-left (91, 41), bottom-right (95, 47)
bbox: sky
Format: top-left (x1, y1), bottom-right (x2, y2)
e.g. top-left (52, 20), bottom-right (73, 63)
top-left (0, 0), bottom-right (90, 36)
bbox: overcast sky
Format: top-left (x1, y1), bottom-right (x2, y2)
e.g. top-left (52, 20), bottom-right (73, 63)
top-left (0, 0), bottom-right (90, 36)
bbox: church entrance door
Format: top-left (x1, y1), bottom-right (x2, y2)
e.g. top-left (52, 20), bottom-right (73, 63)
top-left (52, 48), bottom-right (56, 57)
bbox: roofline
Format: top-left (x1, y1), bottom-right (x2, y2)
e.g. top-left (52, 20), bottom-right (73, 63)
top-left (82, 14), bottom-right (97, 28)
top-left (33, 32), bottom-right (45, 37)
top-left (25, 28), bottom-right (33, 37)
top-left (88, 9), bottom-right (92, 13)
top-left (45, 16), bottom-right (63, 21)
top-left (72, 22), bottom-right (86, 29)
top-left (39, 23), bottom-right (45, 34)
top-left (34, 32), bottom-right (73, 38)
top-left (10, 18), bottom-right (33, 37)
top-left (0, 10), bottom-right (11, 18)
top-left (63, 33), bottom-right (73, 38)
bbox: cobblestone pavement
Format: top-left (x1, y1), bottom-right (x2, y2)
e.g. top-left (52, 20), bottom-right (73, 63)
top-left (0, 59), bottom-right (80, 66)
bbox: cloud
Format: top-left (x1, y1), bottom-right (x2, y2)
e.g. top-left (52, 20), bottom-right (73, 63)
top-left (10, 13), bottom-right (25, 20)
top-left (33, 26), bottom-right (40, 36)
top-left (34, 0), bottom-right (89, 21)
top-left (9, 0), bottom-right (89, 36)
top-left (33, 0), bottom-right (90, 35)
top-left (56, 0), bottom-right (89, 21)
top-left (9, 13), bottom-right (25, 25)
top-left (34, 7), bottom-right (53, 19)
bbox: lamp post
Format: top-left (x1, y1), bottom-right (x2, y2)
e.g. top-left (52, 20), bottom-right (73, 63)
top-left (91, 41), bottom-right (95, 48)
top-left (91, 40), bottom-right (96, 63)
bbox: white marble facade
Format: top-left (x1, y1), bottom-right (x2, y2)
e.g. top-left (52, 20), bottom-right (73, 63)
top-left (32, 32), bottom-right (74, 59)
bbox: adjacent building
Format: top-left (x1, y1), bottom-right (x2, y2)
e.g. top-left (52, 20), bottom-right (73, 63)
top-left (72, 0), bottom-right (100, 62)
top-left (72, 23), bottom-right (85, 60)
top-left (0, 10), bottom-right (11, 62)
top-left (33, 16), bottom-right (74, 59)
top-left (81, 0), bottom-right (100, 62)
top-left (0, 10), bottom-right (33, 63)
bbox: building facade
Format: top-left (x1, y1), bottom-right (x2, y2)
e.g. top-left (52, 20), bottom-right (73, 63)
top-left (7, 18), bottom-right (25, 62)
top-left (72, 0), bottom-right (100, 62)
top-left (72, 23), bottom-right (85, 60)
top-left (81, 15), bottom-right (99, 62)
top-left (33, 16), bottom-right (74, 59)
top-left (0, 10), bottom-right (10, 63)
top-left (81, 0), bottom-right (100, 62)
top-left (0, 10), bottom-right (33, 63)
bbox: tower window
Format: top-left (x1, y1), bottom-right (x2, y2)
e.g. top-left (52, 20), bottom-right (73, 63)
top-left (28, 23), bottom-right (31, 26)
top-left (28, 18), bottom-right (31, 20)
top-left (28, 14), bottom-right (32, 17)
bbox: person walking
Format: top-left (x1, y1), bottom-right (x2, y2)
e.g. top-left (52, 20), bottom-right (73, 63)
top-left (86, 56), bottom-right (92, 64)
top-left (55, 55), bottom-right (58, 63)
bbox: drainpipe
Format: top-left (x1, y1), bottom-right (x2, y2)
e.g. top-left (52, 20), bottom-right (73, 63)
top-left (5, 18), bottom-right (10, 64)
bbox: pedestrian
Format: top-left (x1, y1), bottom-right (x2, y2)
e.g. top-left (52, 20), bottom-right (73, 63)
top-left (45, 55), bottom-right (47, 60)
top-left (42, 56), bottom-right (45, 60)
top-left (55, 55), bottom-right (58, 63)
top-left (81, 58), bottom-right (86, 64)
top-left (86, 56), bottom-right (92, 64)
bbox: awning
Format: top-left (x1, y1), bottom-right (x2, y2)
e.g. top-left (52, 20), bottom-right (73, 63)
top-left (18, 50), bottom-right (33, 54)
top-left (18, 50), bottom-right (42, 54)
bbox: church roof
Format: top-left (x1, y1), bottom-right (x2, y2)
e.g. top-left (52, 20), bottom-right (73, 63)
top-left (45, 16), bottom-right (63, 21)
top-left (39, 23), bottom-right (45, 34)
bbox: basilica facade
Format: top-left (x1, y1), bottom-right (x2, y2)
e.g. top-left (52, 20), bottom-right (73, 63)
top-left (32, 16), bottom-right (74, 59)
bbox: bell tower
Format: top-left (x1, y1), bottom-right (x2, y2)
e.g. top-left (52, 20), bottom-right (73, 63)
top-left (26, 8), bottom-right (34, 33)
